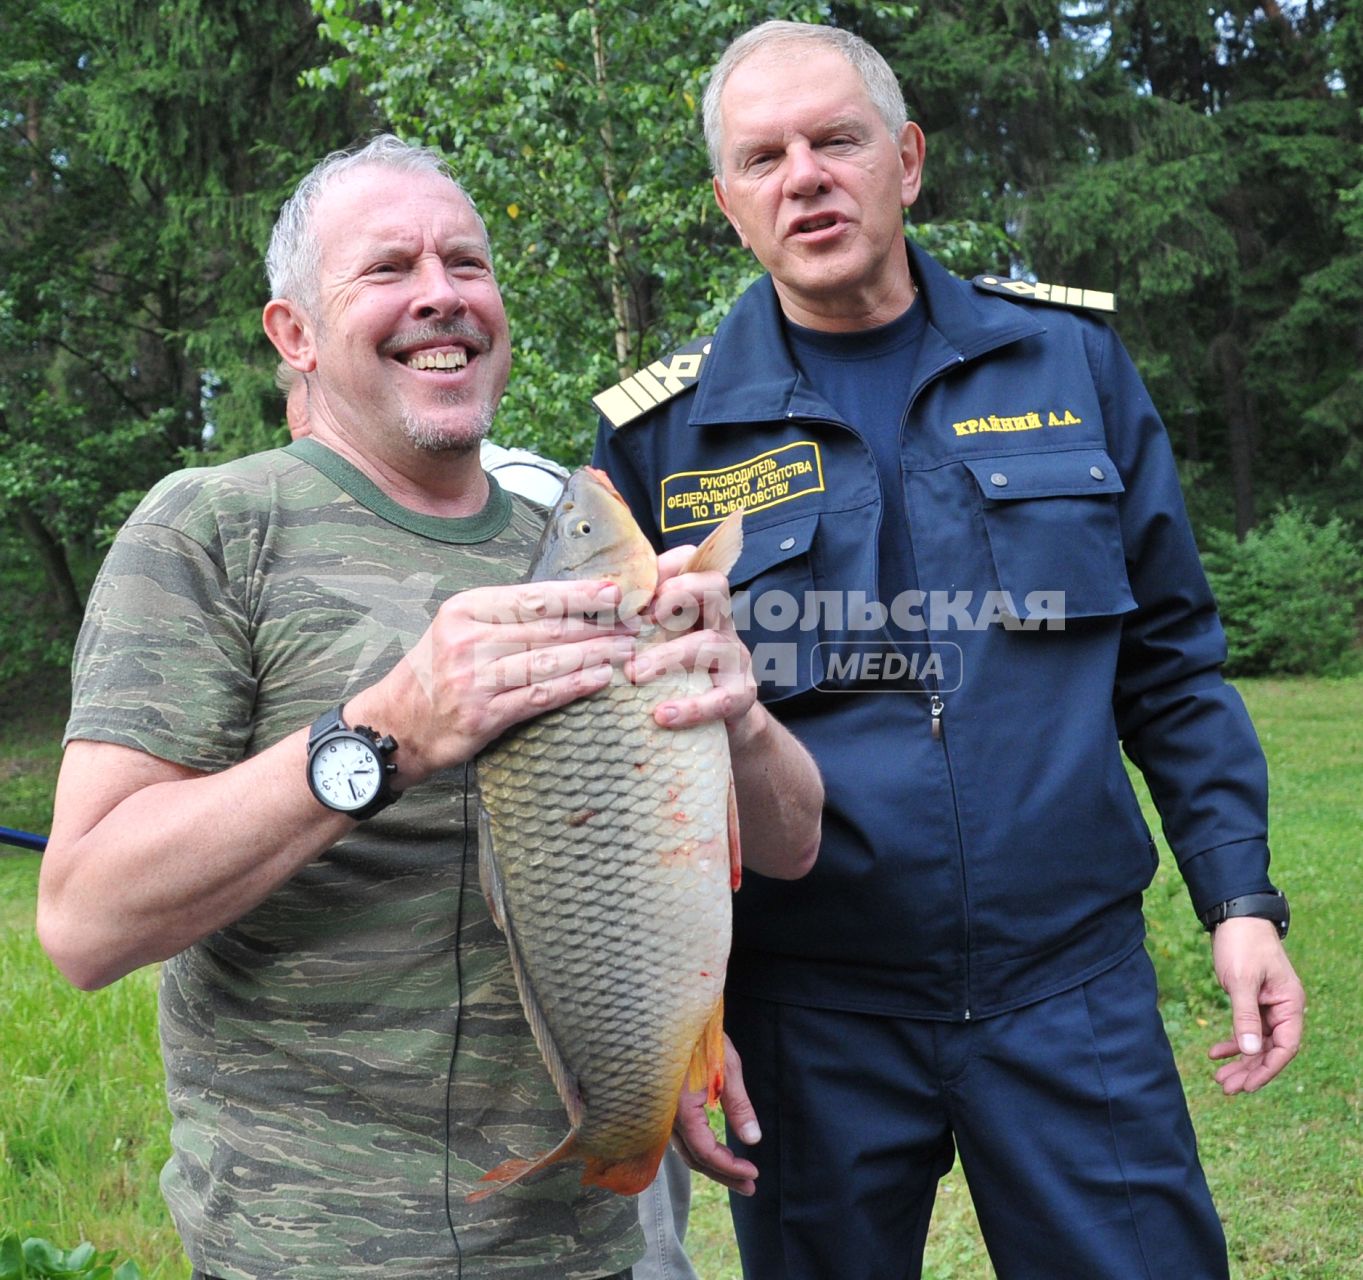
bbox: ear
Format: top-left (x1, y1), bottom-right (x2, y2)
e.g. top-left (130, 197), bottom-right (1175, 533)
top-left (898, 122), bottom-right (926, 210)
top-left (712, 175), bottom-right (751, 251)
top-left (263, 299), bottom-right (318, 373)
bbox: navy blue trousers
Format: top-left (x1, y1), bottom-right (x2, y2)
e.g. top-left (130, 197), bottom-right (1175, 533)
top-left (726, 946), bottom-right (1228, 1280)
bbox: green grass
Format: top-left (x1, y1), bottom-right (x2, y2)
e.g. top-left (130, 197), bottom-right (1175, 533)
top-left (0, 675), bottom-right (67, 838)
top-left (0, 688), bottom-right (186, 1277)
top-left (3, 678), bottom-right (1360, 1277)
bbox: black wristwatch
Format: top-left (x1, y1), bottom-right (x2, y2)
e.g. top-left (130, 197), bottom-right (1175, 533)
top-left (306, 704), bottom-right (402, 821)
top-left (1199, 890), bottom-right (1290, 940)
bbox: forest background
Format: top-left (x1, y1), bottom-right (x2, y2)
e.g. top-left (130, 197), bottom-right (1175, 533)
top-left (3, 0), bottom-right (1363, 687)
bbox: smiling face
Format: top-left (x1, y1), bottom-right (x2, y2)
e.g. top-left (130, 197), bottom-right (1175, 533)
top-left (712, 45), bottom-right (925, 332)
top-left (269, 164), bottom-right (511, 458)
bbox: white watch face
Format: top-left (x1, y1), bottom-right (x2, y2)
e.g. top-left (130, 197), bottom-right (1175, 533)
top-left (310, 736), bottom-right (383, 811)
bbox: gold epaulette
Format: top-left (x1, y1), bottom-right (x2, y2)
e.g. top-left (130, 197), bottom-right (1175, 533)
top-left (972, 274), bottom-right (1116, 314)
top-left (593, 335), bottom-right (713, 430)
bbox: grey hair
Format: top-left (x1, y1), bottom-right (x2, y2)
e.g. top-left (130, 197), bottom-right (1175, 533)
top-left (702, 21), bottom-right (908, 180)
top-left (265, 134), bottom-right (487, 309)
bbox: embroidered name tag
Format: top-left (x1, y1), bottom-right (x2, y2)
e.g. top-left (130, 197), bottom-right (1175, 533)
top-left (660, 442), bottom-right (825, 532)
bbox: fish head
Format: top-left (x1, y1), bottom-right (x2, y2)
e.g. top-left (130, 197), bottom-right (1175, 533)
top-left (528, 467), bottom-right (658, 618)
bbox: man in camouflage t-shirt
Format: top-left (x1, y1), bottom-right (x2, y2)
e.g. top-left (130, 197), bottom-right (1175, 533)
top-left (37, 136), bottom-right (823, 1280)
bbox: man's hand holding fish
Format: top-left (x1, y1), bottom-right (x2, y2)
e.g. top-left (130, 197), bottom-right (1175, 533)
top-left (472, 469), bottom-right (822, 1204)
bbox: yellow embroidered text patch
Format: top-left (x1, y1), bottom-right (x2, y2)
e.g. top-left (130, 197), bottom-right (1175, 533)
top-left (660, 442), bottom-right (824, 532)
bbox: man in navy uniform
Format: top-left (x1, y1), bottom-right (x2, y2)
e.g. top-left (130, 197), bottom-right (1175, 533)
top-left (592, 20), bottom-right (1304, 1280)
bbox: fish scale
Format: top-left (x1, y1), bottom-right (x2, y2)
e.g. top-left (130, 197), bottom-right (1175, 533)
top-left (477, 664), bottom-right (730, 1164)
top-left (472, 467), bottom-right (742, 1199)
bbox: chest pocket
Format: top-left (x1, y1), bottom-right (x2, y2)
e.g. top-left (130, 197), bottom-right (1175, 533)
top-left (729, 511), bottom-right (823, 701)
top-left (962, 449), bottom-right (1136, 622)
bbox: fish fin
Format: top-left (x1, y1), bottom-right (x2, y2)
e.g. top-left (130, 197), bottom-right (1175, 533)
top-left (579, 1138), bottom-right (672, 1196)
top-left (686, 508), bottom-right (744, 577)
top-left (470, 1134), bottom-right (671, 1202)
top-left (495, 888), bottom-right (587, 1131)
top-left (686, 995), bottom-right (726, 1106)
top-left (477, 790), bottom-right (585, 1127)
top-left (467, 1130), bottom-right (580, 1202)
top-left (727, 774), bottom-right (742, 892)
top-left (476, 801), bottom-right (508, 933)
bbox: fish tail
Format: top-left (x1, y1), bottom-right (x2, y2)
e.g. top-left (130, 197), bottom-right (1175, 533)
top-left (686, 995), bottom-right (726, 1106)
top-left (687, 508), bottom-right (744, 576)
top-left (579, 1137), bottom-right (672, 1196)
top-left (470, 1131), bottom-right (673, 1201)
top-left (466, 1131), bottom-right (580, 1202)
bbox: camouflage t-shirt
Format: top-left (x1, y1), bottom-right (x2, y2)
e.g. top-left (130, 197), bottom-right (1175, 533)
top-left (66, 438), bottom-right (641, 1280)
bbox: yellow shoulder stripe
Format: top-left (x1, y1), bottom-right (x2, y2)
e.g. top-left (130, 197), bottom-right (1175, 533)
top-left (593, 335), bottom-right (713, 429)
top-left (973, 275), bottom-right (1116, 314)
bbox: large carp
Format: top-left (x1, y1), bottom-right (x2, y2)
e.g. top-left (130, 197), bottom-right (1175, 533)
top-left (471, 466), bottom-right (743, 1199)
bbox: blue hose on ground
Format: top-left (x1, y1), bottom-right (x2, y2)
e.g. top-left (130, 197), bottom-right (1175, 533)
top-left (0, 826), bottom-right (48, 853)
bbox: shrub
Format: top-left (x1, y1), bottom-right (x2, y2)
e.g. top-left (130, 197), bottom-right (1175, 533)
top-left (0, 1234), bottom-right (141, 1280)
top-left (1202, 505), bottom-right (1363, 676)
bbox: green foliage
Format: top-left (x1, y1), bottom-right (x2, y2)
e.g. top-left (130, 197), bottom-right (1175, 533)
top-left (0, 0), bottom-right (370, 676)
top-left (0, 1235), bottom-right (142, 1280)
top-left (0, 684), bottom-right (66, 837)
top-left (0, 534), bottom-right (76, 687)
top-left (306, 0), bottom-right (924, 462)
top-left (1203, 506), bottom-right (1363, 676)
top-left (3, 0), bottom-right (1361, 683)
top-left (1017, 3), bottom-right (1363, 534)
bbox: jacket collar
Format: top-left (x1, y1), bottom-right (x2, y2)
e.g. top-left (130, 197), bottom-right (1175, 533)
top-left (689, 241), bottom-right (1045, 427)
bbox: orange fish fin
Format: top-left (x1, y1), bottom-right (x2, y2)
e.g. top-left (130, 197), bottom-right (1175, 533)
top-left (687, 996), bottom-right (726, 1106)
top-left (687, 508), bottom-right (744, 577)
top-left (727, 774), bottom-right (742, 891)
top-left (467, 1130), bottom-right (580, 1202)
top-left (579, 1138), bottom-right (672, 1196)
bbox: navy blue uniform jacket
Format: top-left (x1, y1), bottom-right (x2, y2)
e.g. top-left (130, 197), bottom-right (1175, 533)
top-left (593, 243), bottom-right (1273, 1021)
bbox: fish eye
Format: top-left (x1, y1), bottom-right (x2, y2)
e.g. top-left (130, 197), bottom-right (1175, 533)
top-left (574, 520), bottom-right (592, 536)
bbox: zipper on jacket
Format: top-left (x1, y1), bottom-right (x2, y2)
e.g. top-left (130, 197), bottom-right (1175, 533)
top-left (906, 347), bottom-right (972, 1020)
top-left (928, 682), bottom-right (971, 1020)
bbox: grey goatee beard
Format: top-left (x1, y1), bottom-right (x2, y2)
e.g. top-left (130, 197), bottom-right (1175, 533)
top-left (400, 394), bottom-right (498, 455)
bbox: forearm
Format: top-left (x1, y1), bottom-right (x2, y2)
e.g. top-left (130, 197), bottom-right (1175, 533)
top-left (40, 579), bottom-right (632, 990)
top-left (38, 733), bottom-right (352, 989)
top-left (726, 700), bottom-right (822, 879)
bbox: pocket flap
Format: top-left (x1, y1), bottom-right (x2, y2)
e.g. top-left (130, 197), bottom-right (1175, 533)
top-left (730, 512), bottom-right (819, 585)
top-left (963, 449), bottom-right (1125, 501)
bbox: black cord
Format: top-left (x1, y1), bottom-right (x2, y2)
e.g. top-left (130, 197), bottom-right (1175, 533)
top-left (443, 761), bottom-right (471, 1279)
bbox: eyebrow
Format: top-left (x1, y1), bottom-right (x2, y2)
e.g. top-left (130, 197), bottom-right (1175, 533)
top-left (352, 234), bottom-right (490, 260)
top-left (729, 113), bottom-right (871, 162)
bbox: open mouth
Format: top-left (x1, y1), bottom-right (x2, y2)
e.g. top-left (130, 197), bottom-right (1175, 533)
top-left (400, 347), bottom-right (470, 372)
top-left (792, 214), bottom-right (840, 235)
top-left (385, 322), bottom-right (488, 372)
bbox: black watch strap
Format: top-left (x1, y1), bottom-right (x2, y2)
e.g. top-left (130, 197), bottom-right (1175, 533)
top-left (307, 703), bottom-right (346, 749)
top-left (1200, 889), bottom-right (1289, 939)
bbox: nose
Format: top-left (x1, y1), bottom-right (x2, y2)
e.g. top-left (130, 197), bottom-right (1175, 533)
top-left (783, 142), bottom-right (830, 198)
top-left (409, 254), bottom-right (468, 320)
